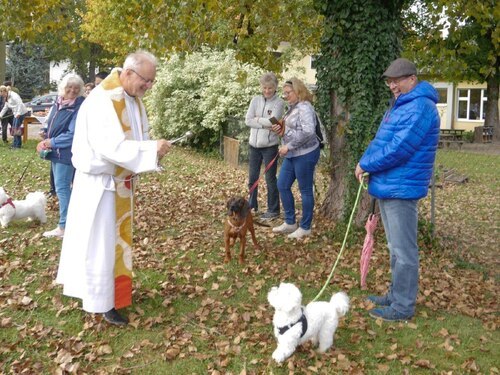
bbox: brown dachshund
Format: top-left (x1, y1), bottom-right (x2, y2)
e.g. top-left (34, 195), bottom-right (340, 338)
top-left (224, 197), bottom-right (260, 264)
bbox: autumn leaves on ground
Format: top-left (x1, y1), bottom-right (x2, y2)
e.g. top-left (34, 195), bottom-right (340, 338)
top-left (0, 142), bottom-right (498, 374)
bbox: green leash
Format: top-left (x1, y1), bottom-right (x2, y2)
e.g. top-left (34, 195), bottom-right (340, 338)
top-left (311, 175), bottom-right (367, 302)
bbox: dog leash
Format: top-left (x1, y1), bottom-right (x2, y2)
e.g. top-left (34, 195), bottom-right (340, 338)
top-left (15, 152), bottom-right (38, 189)
top-left (311, 174), bottom-right (368, 302)
top-left (248, 152), bottom-right (280, 198)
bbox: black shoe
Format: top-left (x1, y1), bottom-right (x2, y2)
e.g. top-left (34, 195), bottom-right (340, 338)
top-left (103, 308), bottom-right (129, 326)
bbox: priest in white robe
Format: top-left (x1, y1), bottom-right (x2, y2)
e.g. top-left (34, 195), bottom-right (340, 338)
top-left (56, 51), bottom-right (171, 326)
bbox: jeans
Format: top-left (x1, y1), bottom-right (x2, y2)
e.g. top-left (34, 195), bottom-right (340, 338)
top-left (248, 145), bottom-right (280, 214)
top-left (378, 199), bottom-right (419, 316)
top-left (52, 162), bottom-right (75, 229)
top-left (12, 114), bottom-right (26, 148)
top-left (1, 116), bottom-right (10, 142)
top-left (277, 147), bottom-right (320, 230)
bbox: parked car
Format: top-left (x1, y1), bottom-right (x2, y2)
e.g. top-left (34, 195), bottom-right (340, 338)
top-left (24, 92), bottom-right (58, 115)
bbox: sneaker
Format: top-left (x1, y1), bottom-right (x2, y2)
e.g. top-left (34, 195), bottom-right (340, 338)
top-left (43, 227), bottom-right (65, 238)
top-left (103, 308), bottom-right (129, 326)
top-left (287, 227), bottom-right (311, 239)
top-left (260, 212), bottom-right (280, 221)
top-left (272, 222), bottom-right (298, 234)
top-left (369, 307), bottom-right (413, 322)
top-left (366, 294), bottom-right (391, 306)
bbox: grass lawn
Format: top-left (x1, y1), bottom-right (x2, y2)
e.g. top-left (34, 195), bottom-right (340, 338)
top-left (0, 140), bottom-right (498, 374)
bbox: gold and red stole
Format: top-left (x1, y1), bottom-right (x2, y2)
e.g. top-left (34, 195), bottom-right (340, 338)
top-left (100, 69), bottom-right (140, 309)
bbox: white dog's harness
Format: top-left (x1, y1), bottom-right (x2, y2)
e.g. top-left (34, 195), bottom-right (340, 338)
top-left (278, 308), bottom-right (308, 338)
top-left (1, 198), bottom-right (15, 209)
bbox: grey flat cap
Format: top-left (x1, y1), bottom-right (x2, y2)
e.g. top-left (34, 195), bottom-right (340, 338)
top-left (382, 58), bottom-right (417, 78)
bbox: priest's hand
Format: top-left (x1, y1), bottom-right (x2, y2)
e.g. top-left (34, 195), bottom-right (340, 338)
top-left (157, 139), bottom-right (171, 160)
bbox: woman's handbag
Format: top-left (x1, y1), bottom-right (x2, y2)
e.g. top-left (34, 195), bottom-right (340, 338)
top-left (10, 126), bottom-right (24, 136)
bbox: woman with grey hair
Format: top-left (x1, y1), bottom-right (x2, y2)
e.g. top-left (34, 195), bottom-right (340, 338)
top-left (245, 72), bottom-right (285, 220)
top-left (36, 73), bottom-right (85, 238)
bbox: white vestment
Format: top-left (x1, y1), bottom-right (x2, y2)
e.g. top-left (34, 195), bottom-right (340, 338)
top-left (56, 82), bottom-right (158, 313)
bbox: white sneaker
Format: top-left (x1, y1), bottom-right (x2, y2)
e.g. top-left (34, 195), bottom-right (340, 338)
top-left (287, 227), bottom-right (311, 239)
top-left (43, 227), bottom-right (64, 238)
top-left (272, 222), bottom-right (298, 234)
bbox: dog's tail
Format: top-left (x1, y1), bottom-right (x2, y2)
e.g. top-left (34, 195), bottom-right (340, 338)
top-left (330, 292), bottom-right (349, 317)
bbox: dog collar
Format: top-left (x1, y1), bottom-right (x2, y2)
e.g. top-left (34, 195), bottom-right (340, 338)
top-left (1, 198), bottom-right (15, 209)
top-left (227, 219), bottom-right (244, 232)
top-left (278, 308), bottom-right (308, 338)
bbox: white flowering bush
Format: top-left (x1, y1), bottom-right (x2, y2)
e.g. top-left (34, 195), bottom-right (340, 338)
top-left (145, 47), bottom-right (264, 150)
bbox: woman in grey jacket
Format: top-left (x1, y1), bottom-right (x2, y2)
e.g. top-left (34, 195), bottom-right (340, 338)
top-left (271, 78), bottom-right (320, 239)
top-left (245, 73), bottom-right (285, 220)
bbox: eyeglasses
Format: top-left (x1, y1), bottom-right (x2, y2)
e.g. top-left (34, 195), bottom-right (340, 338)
top-left (130, 69), bottom-right (155, 85)
top-left (283, 90), bottom-right (294, 96)
top-left (385, 75), bottom-right (412, 87)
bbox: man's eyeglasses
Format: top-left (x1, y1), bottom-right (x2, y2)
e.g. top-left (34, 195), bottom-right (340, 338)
top-left (385, 75), bottom-right (412, 87)
top-left (130, 69), bottom-right (155, 85)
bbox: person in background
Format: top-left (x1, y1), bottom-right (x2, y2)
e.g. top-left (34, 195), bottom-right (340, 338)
top-left (94, 71), bottom-right (109, 86)
top-left (56, 51), bottom-right (171, 326)
top-left (245, 72), bottom-right (285, 220)
top-left (84, 82), bottom-right (95, 97)
top-left (0, 85), bottom-right (28, 149)
top-left (36, 73), bottom-right (86, 238)
top-left (1, 81), bottom-right (18, 144)
top-left (355, 58), bottom-right (440, 322)
top-left (0, 92), bottom-right (9, 144)
top-left (271, 78), bottom-right (320, 239)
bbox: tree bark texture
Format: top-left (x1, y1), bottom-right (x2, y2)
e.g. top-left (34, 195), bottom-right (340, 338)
top-left (485, 74), bottom-right (499, 141)
top-left (315, 0), bottom-right (404, 225)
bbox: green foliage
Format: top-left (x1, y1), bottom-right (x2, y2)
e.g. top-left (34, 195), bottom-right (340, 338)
top-left (314, 0), bottom-right (405, 220)
top-left (145, 48), bottom-right (263, 150)
top-left (404, 0), bottom-right (498, 83)
top-left (403, 0), bottom-right (499, 132)
top-left (82, 0), bottom-right (322, 71)
top-left (463, 130), bottom-right (475, 143)
top-left (6, 42), bottom-right (50, 99)
top-left (0, 0), bottom-right (112, 83)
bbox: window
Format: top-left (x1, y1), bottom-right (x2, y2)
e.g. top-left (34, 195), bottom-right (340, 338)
top-left (310, 55), bottom-right (319, 70)
top-left (436, 88), bottom-right (448, 104)
top-left (457, 88), bottom-right (487, 120)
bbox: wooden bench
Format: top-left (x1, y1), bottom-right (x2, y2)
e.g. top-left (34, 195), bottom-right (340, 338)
top-left (439, 129), bottom-right (464, 149)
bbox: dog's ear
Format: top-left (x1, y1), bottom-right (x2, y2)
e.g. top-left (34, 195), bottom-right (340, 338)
top-left (240, 198), bottom-right (250, 217)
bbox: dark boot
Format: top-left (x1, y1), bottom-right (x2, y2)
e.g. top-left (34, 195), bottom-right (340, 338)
top-left (103, 308), bottom-right (129, 326)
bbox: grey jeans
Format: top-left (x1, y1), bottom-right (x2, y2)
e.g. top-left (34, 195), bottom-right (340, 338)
top-left (379, 198), bottom-right (419, 316)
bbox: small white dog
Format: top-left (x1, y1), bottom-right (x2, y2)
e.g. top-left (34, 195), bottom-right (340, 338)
top-left (0, 187), bottom-right (47, 228)
top-left (267, 282), bottom-right (349, 363)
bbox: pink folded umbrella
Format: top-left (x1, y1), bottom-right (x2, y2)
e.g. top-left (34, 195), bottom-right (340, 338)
top-left (360, 199), bottom-right (378, 290)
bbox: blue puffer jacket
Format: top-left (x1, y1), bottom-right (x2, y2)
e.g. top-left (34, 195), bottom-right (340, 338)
top-left (44, 96), bottom-right (85, 165)
top-left (359, 81), bottom-right (440, 200)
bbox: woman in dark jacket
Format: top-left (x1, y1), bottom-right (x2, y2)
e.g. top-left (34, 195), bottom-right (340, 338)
top-left (36, 73), bottom-right (85, 238)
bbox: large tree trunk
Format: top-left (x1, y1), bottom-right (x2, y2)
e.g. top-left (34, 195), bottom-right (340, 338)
top-left (320, 92), bottom-right (349, 219)
top-left (315, 0), bottom-right (404, 225)
top-left (484, 73), bottom-right (499, 141)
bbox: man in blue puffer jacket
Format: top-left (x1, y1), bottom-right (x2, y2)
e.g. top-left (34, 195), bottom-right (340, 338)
top-left (355, 58), bottom-right (440, 321)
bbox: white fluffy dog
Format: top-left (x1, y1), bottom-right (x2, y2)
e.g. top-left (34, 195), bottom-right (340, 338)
top-left (0, 187), bottom-right (47, 228)
top-left (267, 282), bottom-right (349, 363)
